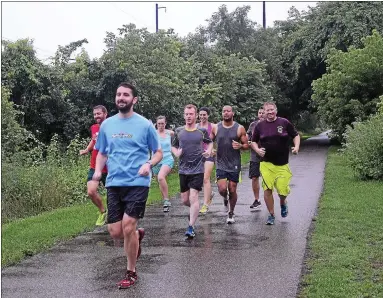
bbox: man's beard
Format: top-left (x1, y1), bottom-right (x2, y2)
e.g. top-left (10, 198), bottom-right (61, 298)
top-left (116, 101), bottom-right (133, 113)
top-left (223, 116), bottom-right (233, 123)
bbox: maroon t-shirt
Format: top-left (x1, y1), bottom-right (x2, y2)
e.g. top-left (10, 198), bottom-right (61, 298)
top-left (251, 117), bottom-right (298, 166)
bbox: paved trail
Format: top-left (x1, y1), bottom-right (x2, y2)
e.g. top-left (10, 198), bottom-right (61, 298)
top-left (2, 134), bottom-right (330, 298)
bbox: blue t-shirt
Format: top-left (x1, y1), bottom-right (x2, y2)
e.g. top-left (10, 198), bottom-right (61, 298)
top-left (156, 131), bottom-right (174, 163)
top-left (95, 113), bottom-right (160, 187)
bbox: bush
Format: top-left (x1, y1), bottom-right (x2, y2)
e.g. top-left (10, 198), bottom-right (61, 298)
top-left (342, 114), bottom-right (383, 180)
top-left (1, 135), bottom-right (95, 224)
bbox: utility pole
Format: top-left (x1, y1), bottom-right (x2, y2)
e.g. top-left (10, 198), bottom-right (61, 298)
top-left (155, 3), bottom-right (167, 32)
top-left (263, 1), bottom-right (266, 29)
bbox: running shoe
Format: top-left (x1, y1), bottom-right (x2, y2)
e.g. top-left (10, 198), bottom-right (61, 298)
top-left (199, 204), bottom-right (209, 214)
top-left (265, 214), bottom-right (275, 225)
top-left (95, 211), bottom-right (107, 226)
top-left (137, 228), bottom-right (145, 259)
top-left (281, 203), bottom-right (288, 218)
top-left (226, 212), bottom-right (235, 224)
top-left (185, 225), bottom-right (195, 239)
top-left (163, 199), bottom-right (171, 212)
top-left (117, 270), bottom-right (138, 289)
top-left (250, 200), bottom-right (261, 209)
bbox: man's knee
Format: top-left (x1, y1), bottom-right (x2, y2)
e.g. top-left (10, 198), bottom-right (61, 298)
top-left (218, 186), bottom-right (227, 197)
top-left (123, 219), bottom-right (137, 237)
top-left (180, 192), bottom-right (190, 205)
top-left (87, 187), bottom-right (97, 197)
top-left (87, 181), bottom-right (99, 196)
top-left (108, 224), bottom-right (123, 239)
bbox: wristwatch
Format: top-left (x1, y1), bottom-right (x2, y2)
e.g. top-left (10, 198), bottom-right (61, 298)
top-left (146, 161), bottom-right (153, 168)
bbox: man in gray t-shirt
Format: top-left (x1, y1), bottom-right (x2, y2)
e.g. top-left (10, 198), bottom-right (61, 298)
top-left (247, 107), bottom-right (265, 209)
top-left (172, 104), bottom-right (213, 239)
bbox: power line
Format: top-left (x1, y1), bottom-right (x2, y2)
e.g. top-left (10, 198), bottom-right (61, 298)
top-left (108, 2), bottom-right (156, 32)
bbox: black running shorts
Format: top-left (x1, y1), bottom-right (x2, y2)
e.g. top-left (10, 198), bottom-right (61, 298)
top-left (248, 161), bottom-right (261, 179)
top-left (179, 173), bottom-right (204, 193)
top-left (106, 186), bottom-right (149, 223)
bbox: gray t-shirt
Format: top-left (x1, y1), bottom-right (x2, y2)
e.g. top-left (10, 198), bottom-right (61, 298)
top-left (247, 119), bottom-right (261, 162)
top-left (172, 126), bottom-right (212, 175)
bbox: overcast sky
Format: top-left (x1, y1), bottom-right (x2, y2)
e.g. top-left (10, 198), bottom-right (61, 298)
top-left (2, 1), bottom-right (316, 61)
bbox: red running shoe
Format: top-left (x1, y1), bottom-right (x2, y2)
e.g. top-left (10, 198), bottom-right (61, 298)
top-left (117, 270), bottom-right (138, 289)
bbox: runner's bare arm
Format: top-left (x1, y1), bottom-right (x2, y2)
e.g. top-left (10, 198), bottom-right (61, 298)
top-left (171, 130), bottom-right (182, 157)
top-left (150, 148), bottom-right (163, 166)
top-left (79, 139), bottom-right (95, 155)
top-left (240, 125), bottom-right (249, 149)
top-left (93, 152), bottom-right (108, 180)
top-left (249, 126), bottom-right (265, 156)
top-left (292, 135), bottom-right (301, 154)
top-left (210, 123), bottom-right (217, 141)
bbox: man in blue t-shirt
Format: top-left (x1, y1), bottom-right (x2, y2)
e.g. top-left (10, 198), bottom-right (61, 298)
top-left (93, 82), bottom-right (163, 289)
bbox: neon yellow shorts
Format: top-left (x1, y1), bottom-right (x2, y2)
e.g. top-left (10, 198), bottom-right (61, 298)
top-left (260, 162), bottom-right (292, 196)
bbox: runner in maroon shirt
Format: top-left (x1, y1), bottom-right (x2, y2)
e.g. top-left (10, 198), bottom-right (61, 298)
top-left (79, 105), bottom-right (108, 226)
top-left (251, 102), bottom-right (300, 225)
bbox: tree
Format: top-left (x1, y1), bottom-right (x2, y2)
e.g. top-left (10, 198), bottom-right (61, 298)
top-left (1, 87), bottom-right (43, 163)
top-left (312, 30), bottom-right (383, 141)
top-left (276, 1), bottom-right (383, 121)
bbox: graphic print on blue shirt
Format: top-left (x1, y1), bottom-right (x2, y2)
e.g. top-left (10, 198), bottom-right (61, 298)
top-left (95, 113), bottom-right (160, 187)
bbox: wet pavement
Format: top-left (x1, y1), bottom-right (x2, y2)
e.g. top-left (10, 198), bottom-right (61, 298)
top-left (2, 134), bottom-right (330, 298)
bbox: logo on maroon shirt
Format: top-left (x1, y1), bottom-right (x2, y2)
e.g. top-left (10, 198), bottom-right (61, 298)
top-left (277, 126), bottom-right (283, 134)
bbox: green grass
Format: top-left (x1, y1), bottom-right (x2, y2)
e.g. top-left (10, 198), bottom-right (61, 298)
top-left (2, 152), bottom-right (251, 267)
top-left (1, 204), bottom-right (98, 266)
top-left (298, 147), bottom-right (383, 298)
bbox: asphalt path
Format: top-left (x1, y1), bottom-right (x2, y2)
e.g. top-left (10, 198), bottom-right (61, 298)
top-left (1, 133), bottom-right (330, 298)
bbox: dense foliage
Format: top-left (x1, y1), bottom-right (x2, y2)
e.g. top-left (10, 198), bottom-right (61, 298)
top-left (342, 96), bottom-right (383, 180)
top-left (312, 30), bottom-right (383, 141)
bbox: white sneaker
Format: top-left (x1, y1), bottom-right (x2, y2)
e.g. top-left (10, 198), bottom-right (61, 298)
top-left (226, 213), bottom-right (235, 224)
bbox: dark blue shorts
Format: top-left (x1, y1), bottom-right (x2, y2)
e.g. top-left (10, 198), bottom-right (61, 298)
top-left (216, 169), bottom-right (240, 183)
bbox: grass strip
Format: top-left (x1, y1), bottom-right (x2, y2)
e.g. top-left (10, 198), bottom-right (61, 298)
top-left (298, 147), bottom-right (383, 297)
top-left (2, 152), bottom-right (250, 267)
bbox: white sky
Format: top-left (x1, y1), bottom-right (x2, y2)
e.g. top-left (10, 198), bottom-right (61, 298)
top-left (2, 1), bottom-right (316, 61)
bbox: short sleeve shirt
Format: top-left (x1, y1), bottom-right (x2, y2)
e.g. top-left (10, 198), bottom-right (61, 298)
top-left (252, 117), bottom-right (298, 166)
top-left (95, 113), bottom-right (160, 187)
top-left (172, 126), bottom-right (212, 174)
